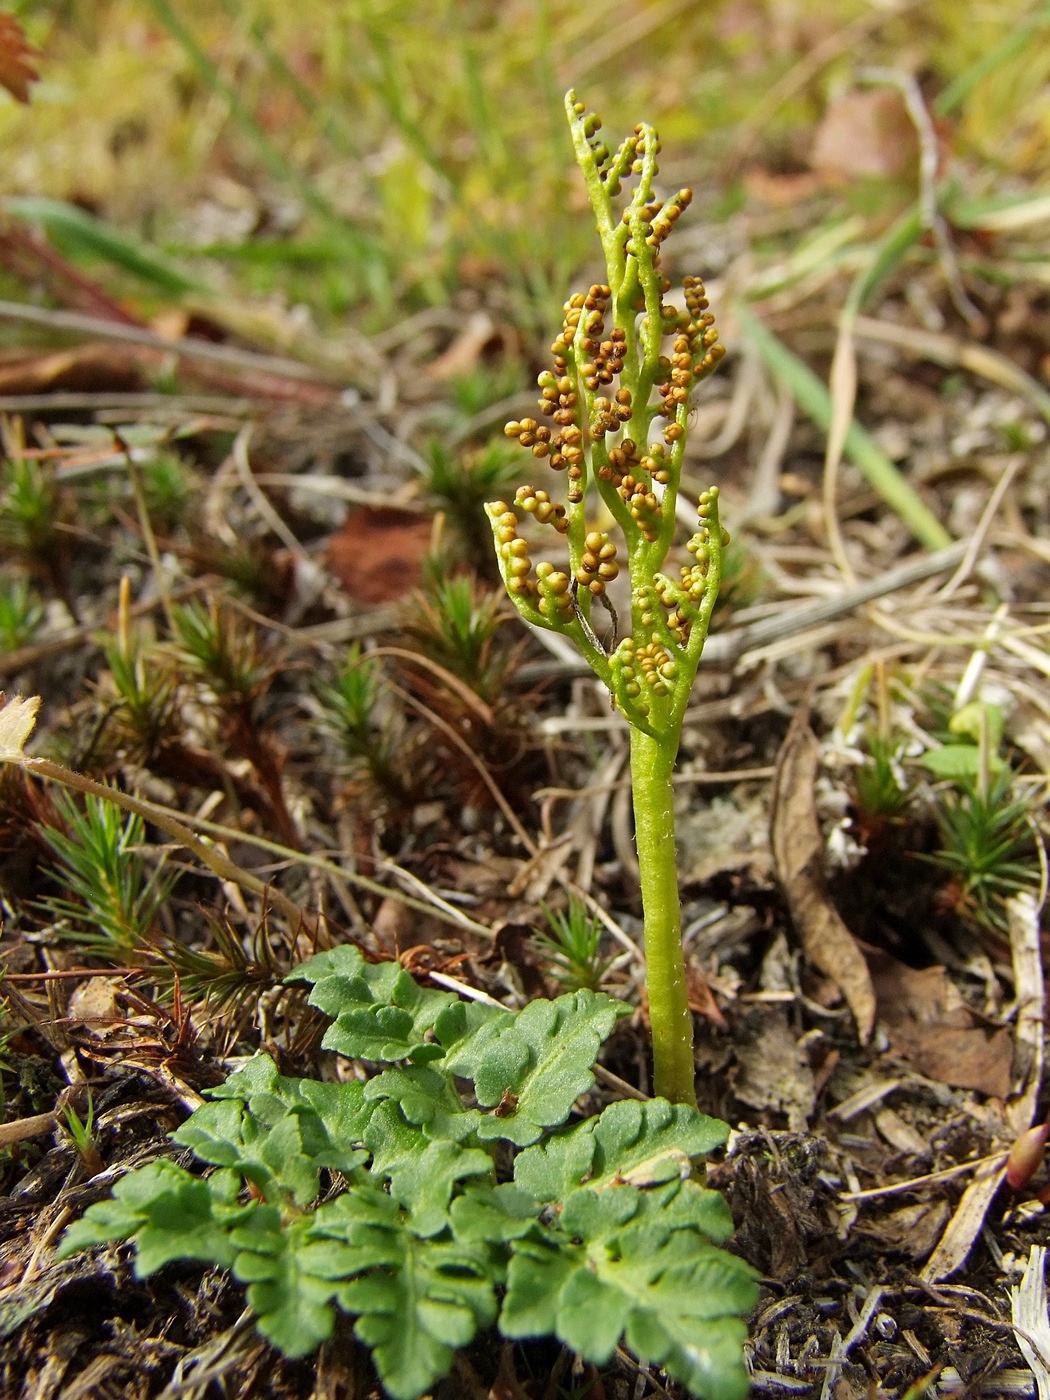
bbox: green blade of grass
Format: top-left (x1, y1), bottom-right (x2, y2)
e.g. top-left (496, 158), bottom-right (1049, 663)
top-left (4, 196), bottom-right (203, 298)
top-left (946, 191), bottom-right (1050, 233)
top-left (934, 6), bottom-right (1050, 118)
top-left (736, 303), bottom-right (952, 552)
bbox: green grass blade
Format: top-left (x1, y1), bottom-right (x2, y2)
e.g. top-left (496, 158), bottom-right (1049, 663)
top-left (846, 206), bottom-right (923, 316)
top-left (736, 304), bottom-right (952, 551)
top-left (934, 7), bottom-right (1050, 117)
top-left (4, 196), bottom-right (203, 298)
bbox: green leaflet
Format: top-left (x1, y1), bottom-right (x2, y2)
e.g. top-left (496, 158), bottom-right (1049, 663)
top-left (54, 1160), bottom-right (249, 1273)
top-left (449, 1183), bottom-right (541, 1244)
top-left (58, 964), bottom-right (753, 1400)
top-left (230, 1206), bottom-right (356, 1356)
top-left (363, 1103), bottom-right (494, 1238)
top-left (514, 1097), bottom-right (730, 1204)
top-left (316, 1189), bottom-right (499, 1400)
top-left (442, 988), bottom-right (631, 1145)
top-left (363, 1062), bottom-right (482, 1142)
top-left (173, 1054), bottom-right (371, 1204)
top-left (502, 1187), bottom-right (756, 1400)
top-left (290, 944), bottom-right (465, 1062)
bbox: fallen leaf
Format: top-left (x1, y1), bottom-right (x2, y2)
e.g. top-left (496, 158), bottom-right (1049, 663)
top-left (743, 167), bottom-right (824, 209)
top-left (858, 1199), bottom-right (950, 1261)
top-left (0, 15), bottom-right (39, 104)
top-left (372, 896), bottom-right (417, 955)
top-left (922, 895), bottom-right (1044, 1281)
top-left (426, 311), bottom-right (496, 380)
top-left (731, 1009), bottom-right (816, 1130)
top-left (873, 1106), bottom-right (928, 1158)
top-left (771, 711), bottom-right (876, 1041)
top-left (67, 977), bottom-right (122, 1027)
top-left (810, 88), bottom-right (919, 186)
top-left (680, 789), bottom-right (773, 886)
top-left (1011, 1246), bottom-right (1050, 1398)
top-left (870, 953), bottom-right (1014, 1099)
top-left (0, 344), bottom-right (144, 395)
top-left (686, 965), bottom-right (729, 1030)
top-left (326, 506), bottom-right (432, 604)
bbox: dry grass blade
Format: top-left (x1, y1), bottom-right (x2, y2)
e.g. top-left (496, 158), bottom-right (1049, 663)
top-left (0, 299), bottom-right (340, 387)
top-left (823, 312), bottom-right (858, 583)
top-left (1011, 1248), bottom-right (1050, 1397)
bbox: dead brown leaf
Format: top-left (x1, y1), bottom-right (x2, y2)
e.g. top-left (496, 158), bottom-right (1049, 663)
top-left (870, 953), bottom-right (1014, 1099)
top-left (731, 1009), bottom-right (816, 1130)
top-left (327, 506), bottom-right (432, 604)
top-left (680, 789), bottom-right (773, 886)
top-left (810, 88), bottom-right (919, 186)
top-left (0, 344), bottom-right (144, 395)
top-left (686, 965), bottom-right (729, 1029)
top-left (743, 167), bottom-right (824, 208)
top-left (771, 710), bottom-right (876, 1041)
top-left (0, 14), bottom-right (39, 104)
top-left (66, 977), bottom-right (122, 1028)
top-left (859, 1199), bottom-right (951, 1261)
top-left (426, 311), bottom-right (496, 380)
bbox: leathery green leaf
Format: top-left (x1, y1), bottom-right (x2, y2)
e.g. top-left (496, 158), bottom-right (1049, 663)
top-left (442, 989), bottom-right (630, 1145)
top-left (514, 1096), bottom-right (729, 1203)
top-left (502, 1187), bottom-right (757, 1400)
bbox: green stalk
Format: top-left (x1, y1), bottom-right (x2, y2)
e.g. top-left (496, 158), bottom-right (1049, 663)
top-left (630, 727), bottom-right (695, 1104)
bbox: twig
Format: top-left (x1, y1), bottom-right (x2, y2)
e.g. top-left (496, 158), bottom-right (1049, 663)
top-left (702, 542), bottom-right (969, 664)
top-left (819, 1286), bottom-right (885, 1400)
top-left (840, 1151), bottom-right (1007, 1202)
top-left (2, 966), bottom-right (143, 979)
top-left (0, 298), bottom-right (340, 385)
top-left (593, 1063), bottom-right (649, 1102)
top-left (0, 1110), bottom-right (58, 1148)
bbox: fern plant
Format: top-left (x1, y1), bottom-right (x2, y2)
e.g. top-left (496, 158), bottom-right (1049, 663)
top-left (488, 94), bottom-right (726, 1105)
top-left (58, 945), bottom-right (756, 1400)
